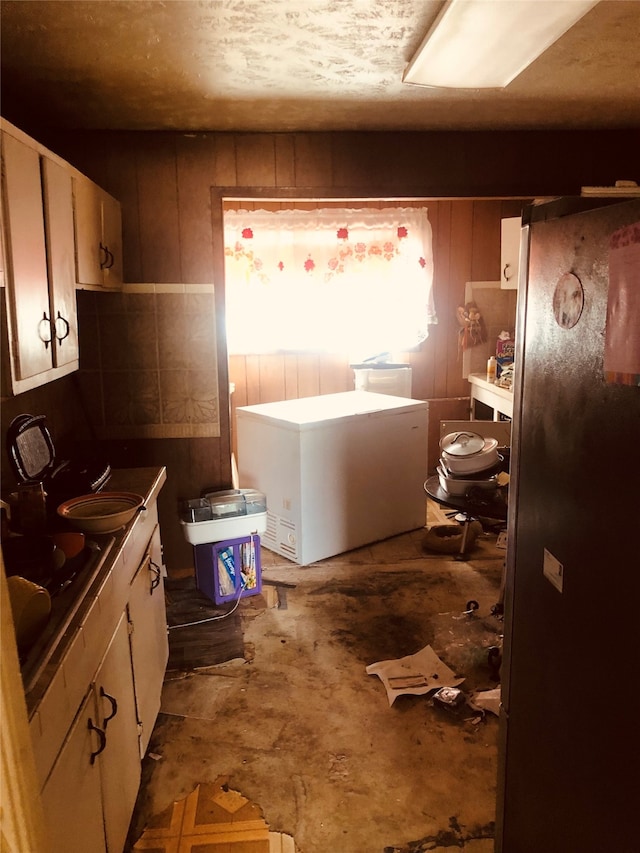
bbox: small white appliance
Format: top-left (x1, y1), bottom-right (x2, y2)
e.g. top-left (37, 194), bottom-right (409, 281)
top-left (351, 363), bottom-right (412, 397)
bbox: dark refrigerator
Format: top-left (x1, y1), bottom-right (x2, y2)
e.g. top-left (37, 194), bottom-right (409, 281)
top-left (496, 197), bottom-right (640, 853)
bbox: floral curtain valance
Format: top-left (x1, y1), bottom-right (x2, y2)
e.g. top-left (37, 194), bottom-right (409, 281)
top-left (223, 206), bottom-right (437, 357)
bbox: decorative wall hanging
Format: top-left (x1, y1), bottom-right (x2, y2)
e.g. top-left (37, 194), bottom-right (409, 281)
top-left (552, 272), bottom-right (584, 329)
top-left (457, 301), bottom-right (487, 353)
top-left (604, 221), bottom-right (640, 385)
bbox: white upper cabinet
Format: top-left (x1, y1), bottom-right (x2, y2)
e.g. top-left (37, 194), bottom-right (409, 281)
top-left (101, 191), bottom-right (123, 286)
top-left (1, 126), bottom-right (79, 394)
top-left (43, 157), bottom-right (80, 368)
top-left (1, 118), bottom-right (122, 394)
top-left (501, 216), bottom-right (521, 290)
top-left (74, 174), bottom-right (123, 288)
top-left (1, 131), bottom-right (51, 379)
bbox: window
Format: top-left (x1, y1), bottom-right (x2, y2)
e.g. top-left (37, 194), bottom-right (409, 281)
top-left (223, 206), bottom-right (437, 358)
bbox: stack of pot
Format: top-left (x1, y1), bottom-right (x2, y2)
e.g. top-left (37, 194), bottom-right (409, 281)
top-left (437, 431), bottom-right (501, 497)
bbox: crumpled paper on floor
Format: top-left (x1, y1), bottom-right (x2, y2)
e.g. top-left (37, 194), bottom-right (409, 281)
top-left (366, 644), bottom-right (464, 706)
top-left (469, 686), bottom-right (501, 716)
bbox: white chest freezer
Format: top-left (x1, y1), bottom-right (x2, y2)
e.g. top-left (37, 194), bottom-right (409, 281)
top-left (236, 391), bottom-right (428, 564)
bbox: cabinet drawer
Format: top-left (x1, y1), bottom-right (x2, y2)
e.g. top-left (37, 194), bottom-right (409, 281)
top-left (79, 557), bottom-right (130, 677)
top-left (122, 500), bottom-right (159, 581)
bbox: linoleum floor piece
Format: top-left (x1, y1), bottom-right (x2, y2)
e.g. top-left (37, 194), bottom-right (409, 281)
top-left (127, 502), bottom-right (504, 853)
top-left (132, 776), bottom-right (295, 852)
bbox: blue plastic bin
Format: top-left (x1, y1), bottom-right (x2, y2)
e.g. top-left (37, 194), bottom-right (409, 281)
top-left (194, 534), bottom-right (262, 605)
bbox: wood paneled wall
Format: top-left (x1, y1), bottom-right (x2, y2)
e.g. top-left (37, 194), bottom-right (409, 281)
top-left (27, 127), bottom-right (638, 570)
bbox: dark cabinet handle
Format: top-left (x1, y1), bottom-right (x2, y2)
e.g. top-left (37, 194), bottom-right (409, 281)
top-left (38, 312), bottom-right (53, 348)
top-left (99, 686), bottom-right (118, 728)
top-left (54, 311), bottom-right (70, 343)
top-left (88, 717), bottom-right (106, 764)
top-left (149, 559), bottom-right (161, 593)
top-left (100, 243), bottom-right (115, 270)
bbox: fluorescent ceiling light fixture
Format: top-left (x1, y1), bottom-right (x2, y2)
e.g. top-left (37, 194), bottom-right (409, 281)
top-left (403, 0), bottom-right (600, 89)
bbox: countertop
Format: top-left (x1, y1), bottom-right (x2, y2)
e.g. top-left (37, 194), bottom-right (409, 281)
top-left (468, 373), bottom-right (513, 399)
top-left (22, 466), bottom-right (166, 713)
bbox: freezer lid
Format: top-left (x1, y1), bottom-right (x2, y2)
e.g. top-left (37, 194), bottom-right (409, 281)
top-left (236, 391), bottom-right (427, 428)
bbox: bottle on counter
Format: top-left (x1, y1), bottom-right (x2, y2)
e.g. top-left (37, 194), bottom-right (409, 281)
top-left (16, 482), bottom-right (48, 536)
top-left (486, 356), bottom-right (497, 383)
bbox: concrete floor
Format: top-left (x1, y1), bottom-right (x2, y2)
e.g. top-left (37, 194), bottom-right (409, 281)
top-left (127, 503), bottom-right (505, 853)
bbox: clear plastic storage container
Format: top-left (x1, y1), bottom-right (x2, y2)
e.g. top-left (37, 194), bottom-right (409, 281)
top-left (179, 489), bottom-right (267, 545)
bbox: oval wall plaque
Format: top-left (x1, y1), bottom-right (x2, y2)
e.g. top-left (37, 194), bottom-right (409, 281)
top-left (553, 272), bottom-right (584, 329)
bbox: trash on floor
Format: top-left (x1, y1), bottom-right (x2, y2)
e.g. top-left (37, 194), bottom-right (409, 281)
top-left (469, 686), bottom-right (501, 717)
top-left (432, 686), bottom-right (466, 710)
top-left (384, 815), bottom-right (496, 852)
top-left (422, 520), bottom-right (483, 554)
top-left (366, 644), bottom-right (464, 706)
top-left (431, 610), bottom-right (503, 691)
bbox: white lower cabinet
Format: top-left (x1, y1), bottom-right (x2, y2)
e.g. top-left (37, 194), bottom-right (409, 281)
top-left (32, 482), bottom-right (168, 852)
top-left (40, 689), bottom-right (106, 853)
top-left (128, 524), bottom-right (169, 758)
top-left (40, 614), bottom-right (139, 853)
top-left (97, 613), bottom-right (142, 853)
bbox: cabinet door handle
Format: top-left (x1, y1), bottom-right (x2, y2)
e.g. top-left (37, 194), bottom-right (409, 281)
top-left (54, 311), bottom-right (70, 343)
top-left (99, 242), bottom-right (109, 269)
top-left (88, 717), bottom-right (107, 764)
top-left (38, 312), bottom-right (53, 348)
top-left (503, 263), bottom-right (512, 281)
top-left (149, 559), bottom-right (161, 593)
top-left (99, 686), bottom-right (118, 728)
top-left (105, 248), bottom-right (115, 270)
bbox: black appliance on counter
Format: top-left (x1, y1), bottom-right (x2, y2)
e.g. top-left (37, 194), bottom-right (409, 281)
top-left (6, 413), bottom-right (111, 510)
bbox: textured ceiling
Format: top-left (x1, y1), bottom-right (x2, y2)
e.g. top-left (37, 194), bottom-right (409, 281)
top-left (1, 0), bottom-right (640, 133)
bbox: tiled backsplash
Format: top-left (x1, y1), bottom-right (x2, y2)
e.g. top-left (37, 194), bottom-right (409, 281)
top-left (77, 285), bottom-right (220, 439)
